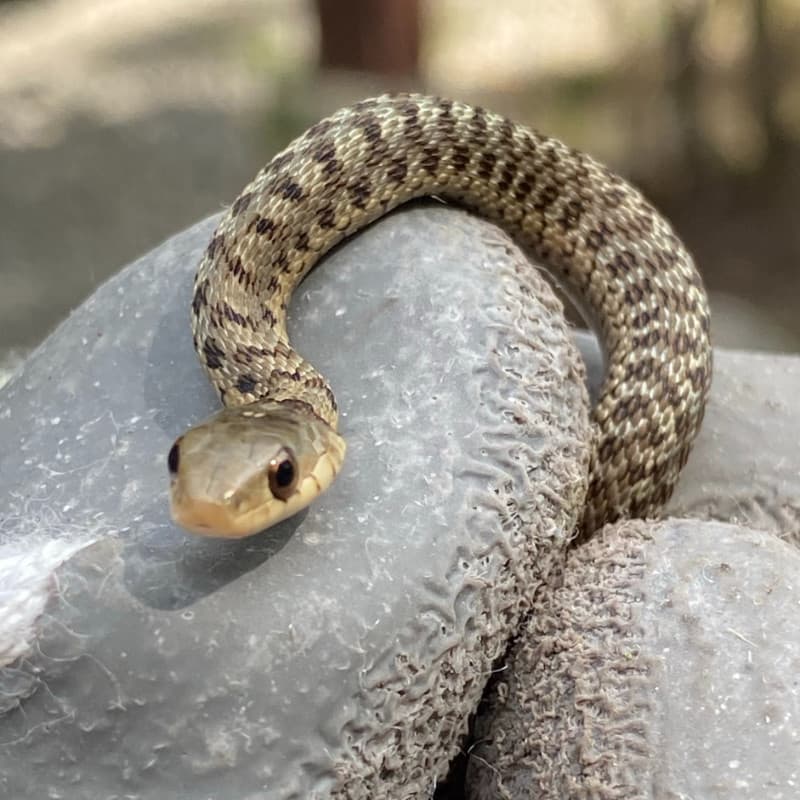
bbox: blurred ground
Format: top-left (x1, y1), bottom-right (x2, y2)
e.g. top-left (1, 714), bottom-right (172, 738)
top-left (1, 0), bottom-right (799, 361)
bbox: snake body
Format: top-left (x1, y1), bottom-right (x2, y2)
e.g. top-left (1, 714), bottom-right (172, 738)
top-left (168, 94), bottom-right (712, 538)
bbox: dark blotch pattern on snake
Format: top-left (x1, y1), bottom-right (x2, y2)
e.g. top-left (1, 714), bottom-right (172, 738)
top-left (169, 93), bottom-right (712, 538)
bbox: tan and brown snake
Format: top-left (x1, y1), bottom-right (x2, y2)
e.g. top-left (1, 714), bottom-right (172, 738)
top-left (167, 94), bottom-right (712, 538)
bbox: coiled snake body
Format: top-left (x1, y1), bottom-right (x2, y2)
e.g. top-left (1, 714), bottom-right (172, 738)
top-left (168, 94), bottom-right (712, 538)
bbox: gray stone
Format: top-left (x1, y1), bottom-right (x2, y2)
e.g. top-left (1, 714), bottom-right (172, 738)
top-left (467, 343), bottom-right (800, 799)
top-left (467, 518), bottom-right (800, 800)
top-left (668, 351), bottom-right (800, 543)
top-left (0, 204), bottom-right (590, 799)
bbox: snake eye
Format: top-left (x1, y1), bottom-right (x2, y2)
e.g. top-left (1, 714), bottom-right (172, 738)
top-left (267, 450), bottom-right (297, 501)
top-left (167, 440), bottom-right (181, 475)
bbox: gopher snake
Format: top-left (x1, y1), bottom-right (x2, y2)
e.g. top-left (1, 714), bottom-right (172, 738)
top-left (168, 94), bottom-right (712, 538)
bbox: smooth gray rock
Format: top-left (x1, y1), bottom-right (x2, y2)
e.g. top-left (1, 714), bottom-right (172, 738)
top-left (0, 204), bottom-right (590, 799)
top-left (667, 350), bottom-right (800, 545)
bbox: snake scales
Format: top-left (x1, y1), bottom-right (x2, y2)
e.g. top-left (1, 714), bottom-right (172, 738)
top-left (168, 93), bottom-right (712, 538)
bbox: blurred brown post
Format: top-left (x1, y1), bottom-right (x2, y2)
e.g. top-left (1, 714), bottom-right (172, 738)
top-left (315, 0), bottom-right (420, 77)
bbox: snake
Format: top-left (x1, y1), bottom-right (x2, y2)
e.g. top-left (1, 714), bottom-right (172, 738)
top-left (167, 93), bottom-right (712, 539)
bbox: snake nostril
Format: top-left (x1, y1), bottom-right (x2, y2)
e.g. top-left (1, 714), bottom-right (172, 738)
top-left (167, 440), bottom-right (181, 475)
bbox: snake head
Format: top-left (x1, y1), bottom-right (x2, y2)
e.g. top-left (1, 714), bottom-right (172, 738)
top-left (168, 400), bottom-right (346, 538)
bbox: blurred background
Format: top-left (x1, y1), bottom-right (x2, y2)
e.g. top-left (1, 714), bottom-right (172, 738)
top-left (1, 0), bottom-right (799, 376)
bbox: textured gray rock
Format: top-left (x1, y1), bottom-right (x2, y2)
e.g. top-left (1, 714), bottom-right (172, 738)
top-left (467, 519), bottom-right (800, 800)
top-left (0, 204), bottom-right (590, 799)
top-left (467, 345), bottom-right (800, 799)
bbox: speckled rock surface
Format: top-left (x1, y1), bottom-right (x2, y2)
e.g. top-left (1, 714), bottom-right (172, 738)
top-left (0, 204), bottom-right (590, 799)
top-left (467, 346), bottom-right (800, 799)
top-left (467, 519), bottom-right (800, 800)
